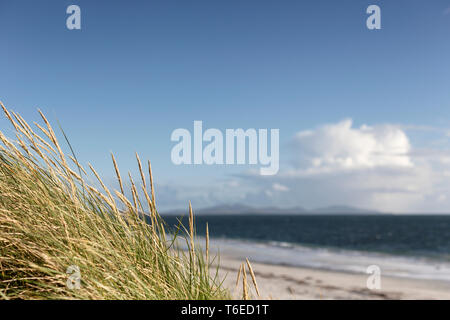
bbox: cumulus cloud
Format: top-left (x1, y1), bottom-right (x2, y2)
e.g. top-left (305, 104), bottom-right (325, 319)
top-left (292, 119), bottom-right (413, 174)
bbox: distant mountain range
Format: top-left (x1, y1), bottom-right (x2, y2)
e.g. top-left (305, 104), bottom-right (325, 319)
top-left (163, 203), bottom-right (382, 216)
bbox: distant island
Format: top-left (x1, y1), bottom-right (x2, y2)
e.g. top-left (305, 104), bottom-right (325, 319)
top-left (162, 203), bottom-right (383, 216)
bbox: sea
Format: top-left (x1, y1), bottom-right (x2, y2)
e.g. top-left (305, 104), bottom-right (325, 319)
top-left (162, 214), bottom-right (450, 282)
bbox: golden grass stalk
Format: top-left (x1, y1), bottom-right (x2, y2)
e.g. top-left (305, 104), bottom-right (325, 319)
top-left (135, 152), bottom-right (146, 190)
top-left (236, 263), bottom-right (243, 289)
top-left (188, 201), bottom-right (195, 270)
top-left (245, 258), bottom-right (260, 297)
top-left (205, 223), bottom-right (209, 274)
top-left (148, 160), bottom-right (156, 209)
top-left (111, 153), bottom-right (124, 195)
top-left (242, 263), bottom-right (249, 300)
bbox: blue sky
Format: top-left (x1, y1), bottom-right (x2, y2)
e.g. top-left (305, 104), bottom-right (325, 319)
top-left (2, 0), bottom-right (450, 212)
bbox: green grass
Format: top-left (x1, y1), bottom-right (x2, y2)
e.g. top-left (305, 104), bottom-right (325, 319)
top-left (0, 102), bottom-right (230, 299)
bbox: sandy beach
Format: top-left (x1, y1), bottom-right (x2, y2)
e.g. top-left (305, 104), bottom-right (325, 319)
top-left (183, 234), bottom-right (450, 300)
top-left (217, 255), bottom-right (450, 300)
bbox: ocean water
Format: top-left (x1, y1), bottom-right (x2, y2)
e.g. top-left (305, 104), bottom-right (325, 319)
top-left (163, 214), bottom-right (450, 281)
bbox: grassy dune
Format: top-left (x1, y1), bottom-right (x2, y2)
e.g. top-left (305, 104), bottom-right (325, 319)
top-left (0, 102), bottom-right (237, 299)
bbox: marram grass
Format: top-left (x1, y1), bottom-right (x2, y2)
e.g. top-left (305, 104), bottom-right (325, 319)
top-left (0, 102), bottom-right (242, 300)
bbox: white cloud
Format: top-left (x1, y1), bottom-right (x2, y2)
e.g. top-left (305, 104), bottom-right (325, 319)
top-left (272, 183), bottom-right (289, 192)
top-left (292, 119), bottom-right (413, 174)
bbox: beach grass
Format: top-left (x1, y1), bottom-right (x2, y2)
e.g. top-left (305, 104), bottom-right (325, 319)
top-left (0, 102), bottom-right (232, 300)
